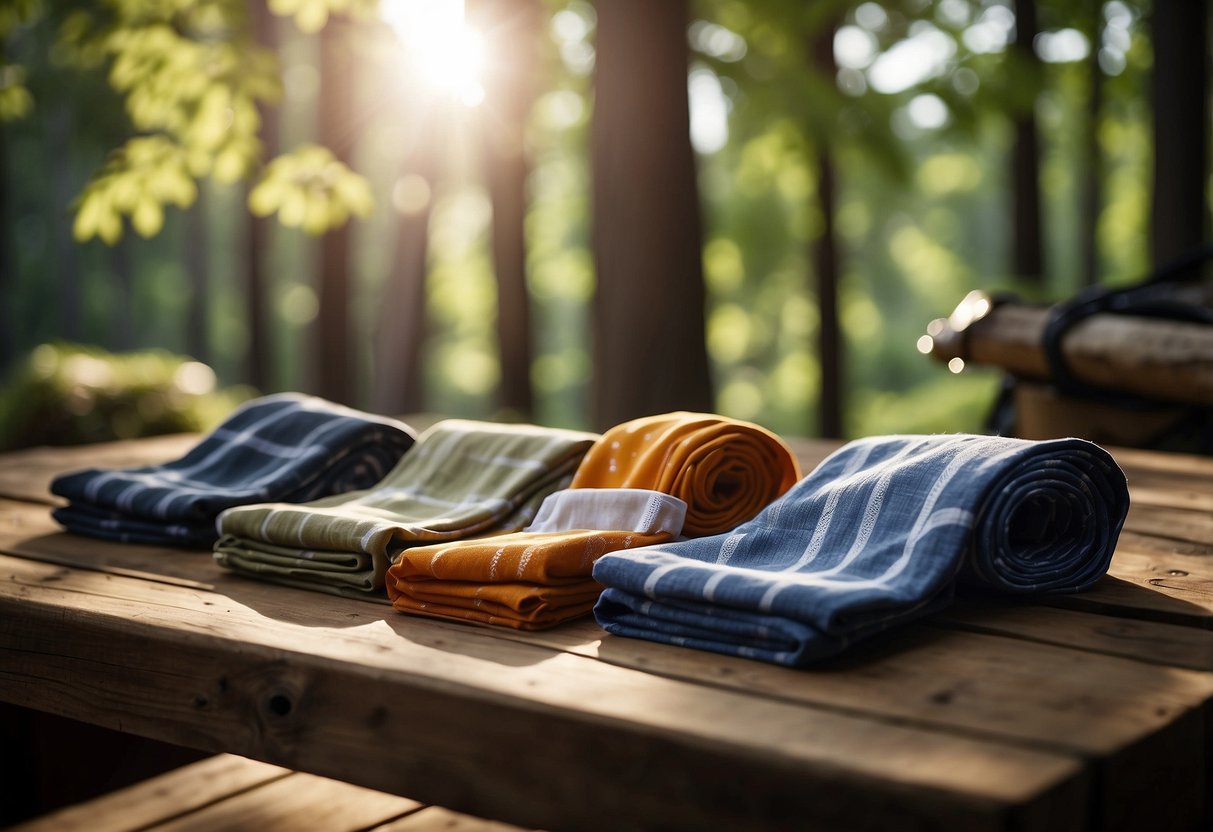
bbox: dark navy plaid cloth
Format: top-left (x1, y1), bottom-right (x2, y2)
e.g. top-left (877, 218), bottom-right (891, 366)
top-left (593, 434), bottom-right (1129, 666)
top-left (51, 393), bottom-right (416, 547)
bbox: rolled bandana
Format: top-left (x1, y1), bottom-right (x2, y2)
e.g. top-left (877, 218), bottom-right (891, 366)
top-left (387, 489), bottom-right (686, 629)
top-left (569, 411), bottom-right (802, 536)
top-left (593, 434), bottom-right (1129, 666)
top-left (214, 420), bottom-right (598, 596)
top-left (50, 393), bottom-right (416, 547)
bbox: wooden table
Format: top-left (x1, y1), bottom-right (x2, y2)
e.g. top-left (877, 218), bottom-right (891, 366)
top-left (2, 436), bottom-right (1212, 831)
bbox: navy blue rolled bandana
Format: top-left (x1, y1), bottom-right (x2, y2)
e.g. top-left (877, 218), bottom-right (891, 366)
top-left (50, 393), bottom-right (416, 547)
top-left (592, 434), bottom-right (1129, 666)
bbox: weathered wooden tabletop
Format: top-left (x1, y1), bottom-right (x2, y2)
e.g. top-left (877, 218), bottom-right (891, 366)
top-left (1, 436), bottom-right (1211, 831)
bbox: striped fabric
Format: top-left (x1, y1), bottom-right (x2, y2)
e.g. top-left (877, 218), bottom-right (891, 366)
top-left (50, 393), bottom-right (416, 547)
top-left (593, 434), bottom-right (1129, 666)
top-left (214, 420), bottom-right (598, 596)
top-left (384, 411), bottom-right (801, 629)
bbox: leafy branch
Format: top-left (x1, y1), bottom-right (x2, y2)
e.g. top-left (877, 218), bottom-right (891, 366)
top-left (8, 0), bottom-right (381, 244)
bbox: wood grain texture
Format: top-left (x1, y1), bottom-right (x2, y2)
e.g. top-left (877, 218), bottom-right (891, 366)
top-left (12, 753), bottom-right (540, 832)
top-left (1055, 548), bottom-right (1213, 628)
top-left (6, 435), bottom-right (1213, 830)
top-left (153, 770), bottom-right (420, 832)
top-left (932, 601), bottom-right (1213, 672)
top-left (10, 754), bottom-right (291, 832)
top-left (478, 619), bottom-right (1212, 831)
top-left (372, 807), bottom-right (537, 832)
top-left (1124, 504), bottom-right (1213, 547)
top-left (0, 554), bottom-right (1088, 832)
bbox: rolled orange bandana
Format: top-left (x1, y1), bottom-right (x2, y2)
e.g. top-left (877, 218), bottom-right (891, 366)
top-left (569, 411), bottom-right (802, 536)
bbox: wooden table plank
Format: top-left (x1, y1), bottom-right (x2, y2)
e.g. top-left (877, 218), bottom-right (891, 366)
top-left (3, 513), bottom-right (1205, 761)
top-left (1113, 446), bottom-right (1213, 514)
top-left (1124, 504), bottom-right (1213, 548)
top-left (153, 771), bottom-right (421, 832)
top-left (10, 754), bottom-right (292, 832)
top-left (6, 435), bottom-right (1213, 830)
top-left (374, 807), bottom-right (538, 832)
top-left (0, 554), bottom-right (1089, 832)
top-left (3, 474), bottom-right (1212, 828)
top-left (478, 618), bottom-right (1212, 832)
top-left (13, 752), bottom-right (535, 832)
top-left (1052, 548), bottom-right (1213, 629)
top-left (932, 600), bottom-right (1213, 672)
top-left (527, 618), bottom-right (1213, 752)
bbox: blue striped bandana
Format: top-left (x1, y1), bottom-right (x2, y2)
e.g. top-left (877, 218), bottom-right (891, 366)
top-left (593, 434), bottom-right (1129, 666)
top-left (51, 393), bottom-right (417, 546)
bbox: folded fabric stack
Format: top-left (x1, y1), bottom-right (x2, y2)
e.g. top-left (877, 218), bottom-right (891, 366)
top-left (214, 420), bottom-right (598, 596)
top-left (386, 411), bottom-right (802, 629)
top-left (593, 434), bottom-right (1129, 666)
top-left (50, 393), bottom-right (417, 547)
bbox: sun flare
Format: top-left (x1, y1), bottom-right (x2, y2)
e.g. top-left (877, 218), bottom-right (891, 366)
top-left (381, 0), bottom-right (486, 107)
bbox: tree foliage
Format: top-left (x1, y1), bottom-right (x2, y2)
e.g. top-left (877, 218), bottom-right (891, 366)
top-left (0, 0), bottom-right (1169, 441)
top-left (3, 0), bottom-right (378, 243)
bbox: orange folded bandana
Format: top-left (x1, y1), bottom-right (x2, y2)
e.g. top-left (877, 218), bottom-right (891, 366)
top-left (388, 489), bottom-right (685, 629)
top-left (388, 412), bottom-right (800, 629)
top-left (569, 411), bottom-right (802, 535)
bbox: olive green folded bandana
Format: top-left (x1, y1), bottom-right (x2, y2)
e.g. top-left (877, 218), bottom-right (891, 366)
top-left (214, 419), bottom-right (598, 597)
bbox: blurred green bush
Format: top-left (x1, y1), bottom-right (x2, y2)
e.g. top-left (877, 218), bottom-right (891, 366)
top-left (0, 343), bottom-right (256, 451)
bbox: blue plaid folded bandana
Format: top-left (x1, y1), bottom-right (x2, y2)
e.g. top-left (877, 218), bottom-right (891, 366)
top-left (50, 393), bottom-right (417, 547)
top-left (593, 434), bottom-right (1129, 666)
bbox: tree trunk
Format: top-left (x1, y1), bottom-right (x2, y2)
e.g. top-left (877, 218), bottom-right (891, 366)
top-left (372, 155), bottom-right (433, 417)
top-left (472, 0), bottom-right (540, 420)
top-left (110, 235), bottom-right (135, 352)
top-left (590, 0), bottom-right (713, 430)
top-left (50, 103), bottom-right (82, 342)
top-left (0, 123), bottom-right (13, 371)
top-left (246, 0), bottom-right (279, 391)
top-left (1011, 0), bottom-right (1044, 283)
top-left (185, 186), bottom-right (210, 364)
top-left (1150, 1), bottom-right (1209, 267)
top-left (809, 23), bottom-right (843, 439)
top-left (371, 61), bottom-right (439, 417)
top-left (1079, 3), bottom-right (1103, 288)
top-left (315, 18), bottom-right (356, 404)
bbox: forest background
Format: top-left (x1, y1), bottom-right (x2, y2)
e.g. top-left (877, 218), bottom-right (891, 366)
top-left (0, 0), bottom-right (1207, 449)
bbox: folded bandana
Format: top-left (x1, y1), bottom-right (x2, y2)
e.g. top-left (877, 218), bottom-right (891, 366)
top-left (214, 420), bottom-right (598, 596)
top-left (50, 393), bottom-right (417, 547)
top-left (593, 434), bottom-right (1129, 666)
top-left (387, 489), bottom-right (686, 629)
top-left (569, 411), bottom-right (801, 536)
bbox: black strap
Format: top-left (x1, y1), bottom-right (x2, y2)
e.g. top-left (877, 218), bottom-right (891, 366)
top-left (1040, 244), bottom-right (1213, 407)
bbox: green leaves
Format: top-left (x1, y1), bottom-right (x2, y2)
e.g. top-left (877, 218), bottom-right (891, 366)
top-left (268, 0), bottom-right (378, 34)
top-left (104, 17), bottom-right (279, 183)
top-left (0, 64), bottom-right (33, 121)
top-left (248, 143), bottom-right (374, 234)
top-left (0, 0), bottom-right (39, 120)
top-left (11, 0), bottom-right (383, 244)
top-left (73, 135), bottom-right (198, 243)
